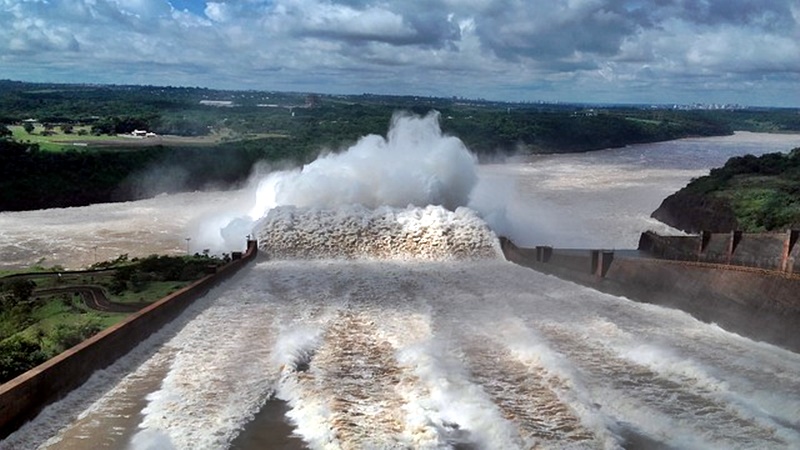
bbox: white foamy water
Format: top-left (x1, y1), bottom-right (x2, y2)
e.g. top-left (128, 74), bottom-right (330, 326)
top-left (0, 190), bottom-right (252, 270)
top-left (10, 257), bottom-right (800, 449)
top-left (256, 205), bottom-right (500, 260)
top-left (202, 111), bottom-right (480, 252)
top-left (3, 131), bottom-right (800, 450)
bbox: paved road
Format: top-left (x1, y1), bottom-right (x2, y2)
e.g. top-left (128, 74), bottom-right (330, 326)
top-left (34, 285), bottom-right (148, 313)
top-left (1, 268), bottom-right (116, 281)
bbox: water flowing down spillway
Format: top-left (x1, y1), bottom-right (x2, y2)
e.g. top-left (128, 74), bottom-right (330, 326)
top-left (10, 204), bottom-right (800, 450)
top-left (4, 123), bottom-right (800, 449)
top-left (255, 205), bottom-right (500, 260)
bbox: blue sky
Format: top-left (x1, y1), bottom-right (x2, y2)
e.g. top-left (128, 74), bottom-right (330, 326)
top-left (1, 0), bottom-right (799, 106)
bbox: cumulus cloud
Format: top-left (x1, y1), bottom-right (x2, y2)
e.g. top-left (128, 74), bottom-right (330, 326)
top-left (8, 17), bottom-right (80, 52)
top-left (204, 2), bottom-right (231, 22)
top-left (471, 0), bottom-right (636, 62)
top-left (0, 0), bottom-right (798, 105)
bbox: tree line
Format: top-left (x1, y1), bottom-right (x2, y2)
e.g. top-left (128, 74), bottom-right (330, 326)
top-left (8, 80), bottom-right (800, 213)
top-left (653, 148), bottom-right (800, 232)
top-left (0, 138), bottom-right (319, 211)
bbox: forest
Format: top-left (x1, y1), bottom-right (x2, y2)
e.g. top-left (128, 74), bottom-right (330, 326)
top-left (2, 80), bottom-right (799, 212)
top-left (652, 148), bottom-right (800, 233)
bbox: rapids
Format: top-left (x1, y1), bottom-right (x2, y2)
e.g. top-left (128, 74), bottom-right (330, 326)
top-left (7, 203), bottom-right (800, 450)
top-left (255, 205), bottom-right (500, 260)
top-left (2, 129), bottom-right (800, 449)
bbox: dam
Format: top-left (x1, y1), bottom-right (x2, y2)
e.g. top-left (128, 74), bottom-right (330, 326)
top-left (2, 130), bottom-right (800, 449)
top-left (8, 222), bottom-right (800, 449)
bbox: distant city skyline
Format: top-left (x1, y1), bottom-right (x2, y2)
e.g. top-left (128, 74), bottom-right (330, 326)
top-left (2, 0), bottom-right (798, 107)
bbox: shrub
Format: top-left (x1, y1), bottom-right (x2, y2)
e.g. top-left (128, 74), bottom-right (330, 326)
top-left (0, 336), bottom-right (48, 383)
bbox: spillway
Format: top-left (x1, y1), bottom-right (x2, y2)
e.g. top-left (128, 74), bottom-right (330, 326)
top-left (17, 258), bottom-right (800, 449)
top-left (4, 131), bottom-right (800, 449)
top-left (9, 205), bottom-right (800, 450)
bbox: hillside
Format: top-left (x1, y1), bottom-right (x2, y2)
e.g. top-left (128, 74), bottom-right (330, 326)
top-left (0, 81), bottom-right (748, 212)
top-left (652, 149), bottom-right (800, 233)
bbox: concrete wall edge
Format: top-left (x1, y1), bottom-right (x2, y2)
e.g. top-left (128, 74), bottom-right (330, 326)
top-left (0, 240), bottom-right (258, 439)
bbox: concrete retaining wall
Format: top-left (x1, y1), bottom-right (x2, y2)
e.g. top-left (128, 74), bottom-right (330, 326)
top-left (639, 230), bottom-right (799, 273)
top-left (0, 241), bottom-right (258, 439)
top-left (500, 237), bottom-right (800, 353)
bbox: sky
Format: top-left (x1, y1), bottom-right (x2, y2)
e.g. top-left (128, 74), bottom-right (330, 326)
top-left (1, 0), bottom-right (799, 107)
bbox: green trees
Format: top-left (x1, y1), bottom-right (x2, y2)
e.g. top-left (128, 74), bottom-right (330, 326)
top-left (3, 80), bottom-right (790, 214)
top-left (91, 116), bottom-right (153, 135)
top-left (22, 122), bottom-right (34, 134)
top-left (0, 252), bottom-right (226, 383)
top-left (0, 279), bottom-right (36, 308)
top-left (50, 322), bottom-right (104, 354)
top-left (654, 148), bottom-right (800, 232)
top-left (0, 278), bottom-right (40, 382)
top-left (0, 136), bottom-right (325, 212)
top-left (0, 125), bottom-right (11, 139)
top-left (152, 116), bottom-right (211, 136)
top-left (0, 337), bottom-right (48, 382)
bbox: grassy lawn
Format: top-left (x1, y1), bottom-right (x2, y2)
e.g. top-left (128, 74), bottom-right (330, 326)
top-left (625, 117), bottom-right (662, 125)
top-left (5, 276), bottom-right (179, 335)
top-left (10, 125), bottom-right (107, 151)
top-left (107, 281), bottom-right (189, 304)
top-left (18, 273), bottom-right (190, 304)
top-left (9, 124), bottom-right (283, 152)
top-left (18, 294), bottom-right (126, 354)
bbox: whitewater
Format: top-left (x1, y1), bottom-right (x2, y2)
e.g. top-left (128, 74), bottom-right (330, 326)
top-left (17, 240), bottom-right (800, 449)
top-left (3, 114), bottom-right (800, 449)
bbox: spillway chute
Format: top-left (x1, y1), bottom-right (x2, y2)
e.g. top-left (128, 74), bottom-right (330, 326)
top-left (254, 204), bottom-right (502, 261)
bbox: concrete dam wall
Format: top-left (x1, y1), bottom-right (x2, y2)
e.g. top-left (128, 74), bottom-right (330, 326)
top-left (501, 234), bottom-right (800, 353)
top-left (0, 241), bottom-right (258, 439)
top-left (638, 229), bottom-right (800, 273)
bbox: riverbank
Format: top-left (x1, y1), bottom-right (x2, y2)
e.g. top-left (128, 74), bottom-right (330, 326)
top-left (0, 254), bottom-right (233, 384)
top-left (652, 147), bottom-right (800, 233)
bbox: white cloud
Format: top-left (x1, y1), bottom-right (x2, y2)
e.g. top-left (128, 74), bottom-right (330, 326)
top-left (299, 2), bottom-right (413, 39)
top-left (0, 0), bottom-right (797, 106)
top-left (204, 2), bottom-right (230, 22)
top-left (8, 17), bottom-right (80, 52)
top-left (111, 0), bottom-right (171, 19)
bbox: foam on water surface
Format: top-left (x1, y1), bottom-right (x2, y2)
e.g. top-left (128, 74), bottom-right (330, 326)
top-left (255, 205), bottom-right (501, 260)
top-left (7, 132), bottom-right (800, 450)
top-left (66, 260), bottom-right (795, 450)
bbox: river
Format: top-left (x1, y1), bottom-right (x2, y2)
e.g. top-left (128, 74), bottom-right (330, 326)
top-left (2, 132), bottom-right (800, 449)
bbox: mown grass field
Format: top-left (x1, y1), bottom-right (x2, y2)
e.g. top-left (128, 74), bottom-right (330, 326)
top-left (10, 125), bottom-right (108, 151)
top-left (8, 124), bottom-right (245, 151)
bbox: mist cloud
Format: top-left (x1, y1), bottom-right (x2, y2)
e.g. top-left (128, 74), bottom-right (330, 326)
top-left (197, 111), bottom-right (482, 251)
top-left (251, 110), bottom-right (477, 213)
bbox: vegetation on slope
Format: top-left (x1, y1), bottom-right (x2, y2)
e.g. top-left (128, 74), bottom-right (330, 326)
top-left (0, 253), bottom-right (226, 384)
top-left (3, 80), bottom-right (798, 212)
top-left (652, 149), bottom-right (800, 233)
